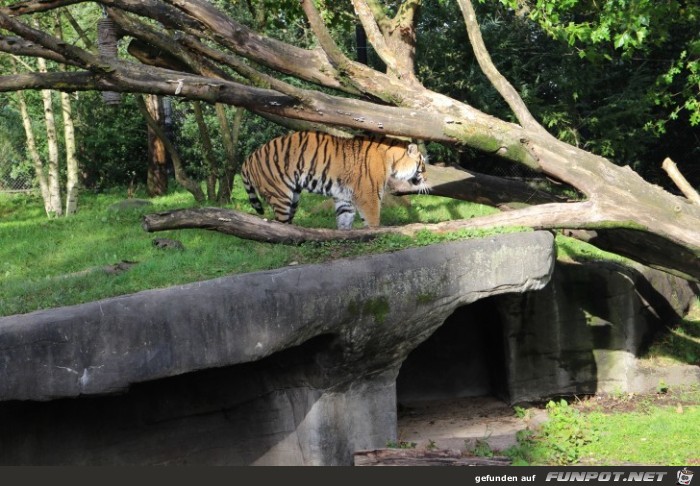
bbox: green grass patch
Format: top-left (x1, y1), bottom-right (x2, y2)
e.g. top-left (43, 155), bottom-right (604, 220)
top-left (643, 297), bottom-right (700, 366)
top-left (577, 406), bottom-right (700, 465)
top-left (506, 389), bottom-right (700, 466)
top-left (555, 234), bottom-right (631, 264)
top-left (0, 183), bottom-right (506, 317)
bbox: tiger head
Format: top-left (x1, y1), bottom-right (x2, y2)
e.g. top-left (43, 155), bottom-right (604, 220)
top-left (388, 143), bottom-right (429, 193)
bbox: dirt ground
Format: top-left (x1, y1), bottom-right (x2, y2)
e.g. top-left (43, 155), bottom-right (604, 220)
top-left (397, 395), bottom-right (548, 453)
top-left (396, 386), bottom-right (700, 455)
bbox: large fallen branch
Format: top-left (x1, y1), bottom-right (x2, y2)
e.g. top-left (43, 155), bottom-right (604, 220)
top-left (142, 207), bottom-right (394, 244)
top-left (141, 203), bottom-right (699, 282)
top-left (354, 448), bottom-right (511, 466)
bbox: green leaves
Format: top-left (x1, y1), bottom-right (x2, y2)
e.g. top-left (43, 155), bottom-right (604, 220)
top-left (541, 399), bottom-right (599, 465)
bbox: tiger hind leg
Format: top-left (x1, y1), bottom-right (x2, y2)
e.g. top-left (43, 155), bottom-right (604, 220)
top-left (270, 191), bottom-right (300, 224)
top-left (241, 171), bottom-right (264, 215)
top-left (334, 198), bottom-right (356, 230)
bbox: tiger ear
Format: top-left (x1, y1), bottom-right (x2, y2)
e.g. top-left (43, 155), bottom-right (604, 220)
top-left (407, 143), bottom-right (420, 157)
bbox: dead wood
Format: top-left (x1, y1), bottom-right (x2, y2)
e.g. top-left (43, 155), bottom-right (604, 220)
top-left (353, 448), bottom-right (512, 466)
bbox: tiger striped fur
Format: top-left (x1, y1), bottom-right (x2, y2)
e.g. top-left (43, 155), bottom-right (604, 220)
top-left (240, 131), bottom-right (428, 229)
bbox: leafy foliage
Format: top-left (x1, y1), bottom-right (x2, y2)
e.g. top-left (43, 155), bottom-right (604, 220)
top-left (506, 390), bottom-right (700, 465)
top-left (540, 399), bottom-right (599, 464)
top-left (73, 93), bottom-right (148, 191)
top-left (418, 1), bottom-right (698, 185)
top-left (505, 399), bottom-right (599, 465)
top-left (493, 0), bottom-right (699, 181)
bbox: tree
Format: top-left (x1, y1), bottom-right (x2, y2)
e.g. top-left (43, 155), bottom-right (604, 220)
top-left (0, 0), bottom-right (698, 281)
top-left (4, 11), bottom-right (85, 215)
top-left (143, 94), bottom-right (169, 197)
top-left (55, 14), bottom-right (79, 214)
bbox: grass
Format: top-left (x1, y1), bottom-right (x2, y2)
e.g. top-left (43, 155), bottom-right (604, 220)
top-left (555, 233), bottom-right (631, 265)
top-left (506, 386), bottom-right (700, 466)
top-left (0, 182), bottom-right (504, 317)
top-left (643, 297), bottom-right (700, 367)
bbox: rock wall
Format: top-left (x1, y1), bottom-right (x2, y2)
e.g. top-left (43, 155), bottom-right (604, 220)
top-left (500, 260), bottom-right (697, 403)
top-left (396, 259), bottom-right (697, 405)
top-left (0, 232), bottom-right (555, 465)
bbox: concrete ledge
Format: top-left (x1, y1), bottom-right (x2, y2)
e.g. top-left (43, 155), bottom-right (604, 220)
top-left (0, 231), bottom-right (555, 402)
top-left (0, 232), bottom-right (555, 465)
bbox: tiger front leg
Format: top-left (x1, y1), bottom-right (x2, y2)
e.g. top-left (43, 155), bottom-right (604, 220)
top-left (333, 198), bottom-right (357, 230)
top-left (355, 198), bottom-right (381, 228)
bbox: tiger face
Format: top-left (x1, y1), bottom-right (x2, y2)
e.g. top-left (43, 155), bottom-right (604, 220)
top-left (387, 143), bottom-right (429, 194)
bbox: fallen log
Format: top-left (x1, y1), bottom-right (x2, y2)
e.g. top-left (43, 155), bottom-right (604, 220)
top-left (353, 448), bottom-right (512, 466)
top-left (142, 201), bottom-right (700, 281)
top-left (142, 206), bottom-right (397, 244)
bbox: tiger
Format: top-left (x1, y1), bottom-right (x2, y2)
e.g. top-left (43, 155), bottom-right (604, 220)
top-left (240, 131), bottom-right (429, 229)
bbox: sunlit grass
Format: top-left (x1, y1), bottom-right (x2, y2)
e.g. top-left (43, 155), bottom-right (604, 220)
top-left (580, 406), bottom-right (700, 465)
top-left (555, 233), bottom-right (630, 264)
top-left (0, 182), bottom-right (503, 317)
top-left (643, 297), bottom-right (700, 366)
top-left (506, 388), bottom-right (700, 466)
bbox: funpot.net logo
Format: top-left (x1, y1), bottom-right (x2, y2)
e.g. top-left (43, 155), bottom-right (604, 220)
top-left (545, 471), bottom-right (668, 482)
top-left (677, 468), bottom-right (694, 486)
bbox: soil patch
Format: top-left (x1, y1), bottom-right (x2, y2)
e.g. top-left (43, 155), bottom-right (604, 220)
top-left (572, 386), bottom-right (700, 415)
top-left (397, 396), bottom-right (547, 454)
top-left (396, 385), bottom-right (700, 456)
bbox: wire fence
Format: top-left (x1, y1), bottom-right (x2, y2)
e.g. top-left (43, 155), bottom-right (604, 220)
top-left (0, 172), bottom-right (35, 193)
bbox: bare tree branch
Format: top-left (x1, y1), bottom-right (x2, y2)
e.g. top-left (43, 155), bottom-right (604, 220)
top-left (662, 158), bottom-right (700, 205)
top-left (0, 11), bottom-right (102, 70)
top-left (384, 0), bottom-right (421, 84)
top-left (456, 0), bottom-right (549, 136)
top-left (300, 0), bottom-right (353, 71)
top-left (0, 35), bottom-right (74, 65)
top-left (351, 0), bottom-right (400, 73)
top-left (159, 0), bottom-right (352, 92)
top-left (0, 67), bottom-right (467, 144)
top-left (142, 203), bottom-right (700, 281)
top-left (3, 0), bottom-right (83, 16)
top-left (61, 8), bottom-right (93, 50)
top-left (389, 164), bottom-right (567, 207)
top-left (349, 0), bottom-right (421, 84)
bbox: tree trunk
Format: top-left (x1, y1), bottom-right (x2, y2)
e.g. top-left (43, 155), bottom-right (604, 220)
top-left (15, 86), bottom-right (51, 215)
top-left (192, 101), bottom-right (219, 202)
top-left (137, 95), bottom-right (205, 203)
top-left (145, 94), bottom-right (168, 197)
top-left (142, 207), bottom-right (391, 244)
top-left (390, 164), bottom-right (567, 208)
top-left (60, 90), bottom-right (79, 215)
top-left (36, 56), bottom-right (62, 217)
top-left (55, 16), bottom-right (79, 215)
top-left (214, 103), bottom-right (243, 204)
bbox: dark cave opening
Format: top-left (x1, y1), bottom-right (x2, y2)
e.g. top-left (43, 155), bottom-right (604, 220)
top-left (397, 298), bottom-right (508, 404)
